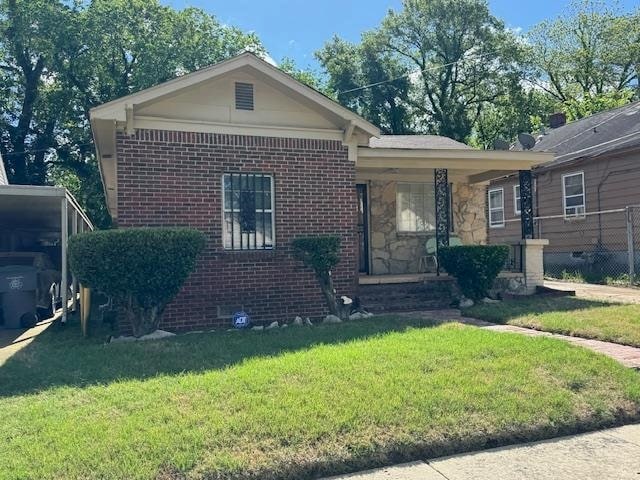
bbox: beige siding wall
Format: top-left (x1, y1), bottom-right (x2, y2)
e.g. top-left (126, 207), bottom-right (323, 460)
top-left (488, 150), bottom-right (640, 258)
top-left (368, 179), bottom-right (487, 275)
top-left (487, 176), bottom-right (522, 246)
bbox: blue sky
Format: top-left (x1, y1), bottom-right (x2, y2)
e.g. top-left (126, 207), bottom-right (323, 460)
top-left (164, 0), bottom-right (638, 69)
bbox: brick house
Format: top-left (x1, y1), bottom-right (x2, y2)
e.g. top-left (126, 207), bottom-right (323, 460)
top-left (90, 53), bottom-right (551, 330)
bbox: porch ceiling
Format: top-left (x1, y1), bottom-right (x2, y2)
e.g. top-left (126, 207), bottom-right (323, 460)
top-left (356, 147), bottom-right (554, 184)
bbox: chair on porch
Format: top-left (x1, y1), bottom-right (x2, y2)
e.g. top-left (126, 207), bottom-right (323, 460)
top-left (419, 236), bottom-right (462, 272)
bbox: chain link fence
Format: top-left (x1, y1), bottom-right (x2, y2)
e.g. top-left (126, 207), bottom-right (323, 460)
top-left (535, 206), bottom-right (640, 285)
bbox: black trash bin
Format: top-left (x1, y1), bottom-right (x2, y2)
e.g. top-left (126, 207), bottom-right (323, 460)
top-left (0, 265), bottom-right (38, 329)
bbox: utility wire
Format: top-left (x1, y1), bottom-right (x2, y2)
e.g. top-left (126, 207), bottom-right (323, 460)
top-left (338, 51), bottom-right (497, 95)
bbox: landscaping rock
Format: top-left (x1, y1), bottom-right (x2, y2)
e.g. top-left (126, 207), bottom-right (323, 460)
top-left (110, 329), bottom-right (176, 343)
top-left (265, 321), bottom-right (279, 330)
top-left (252, 326), bottom-right (264, 331)
top-left (481, 297), bottom-right (501, 304)
top-left (349, 312), bottom-right (367, 320)
top-left (304, 317), bottom-right (313, 326)
top-left (281, 324), bottom-right (288, 328)
top-left (459, 297), bottom-right (474, 308)
top-left (293, 316), bottom-right (304, 326)
top-left (323, 314), bottom-right (342, 324)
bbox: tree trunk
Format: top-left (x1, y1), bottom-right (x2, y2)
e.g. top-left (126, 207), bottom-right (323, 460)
top-left (317, 270), bottom-right (339, 317)
top-left (124, 294), bottom-right (164, 337)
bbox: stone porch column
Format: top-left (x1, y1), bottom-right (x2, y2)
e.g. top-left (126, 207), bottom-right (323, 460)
top-left (521, 239), bottom-right (549, 293)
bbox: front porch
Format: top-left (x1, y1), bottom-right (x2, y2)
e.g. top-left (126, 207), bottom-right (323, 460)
top-left (355, 140), bottom-right (553, 283)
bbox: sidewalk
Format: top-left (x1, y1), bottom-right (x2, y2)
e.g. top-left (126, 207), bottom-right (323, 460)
top-left (544, 279), bottom-right (640, 304)
top-left (463, 318), bottom-right (640, 369)
top-left (324, 424), bottom-right (640, 480)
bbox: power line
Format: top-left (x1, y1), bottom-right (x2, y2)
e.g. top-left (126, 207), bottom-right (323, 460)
top-left (338, 51), bottom-right (497, 95)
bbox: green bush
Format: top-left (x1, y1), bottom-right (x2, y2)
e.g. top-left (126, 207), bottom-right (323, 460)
top-left (439, 245), bottom-right (509, 301)
top-left (292, 235), bottom-right (342, 317)
top-left (69, 227), bottom-right (205, 337)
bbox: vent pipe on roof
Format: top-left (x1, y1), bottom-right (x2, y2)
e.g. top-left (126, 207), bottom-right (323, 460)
top-left (549, 112), bottom-right (567, 129)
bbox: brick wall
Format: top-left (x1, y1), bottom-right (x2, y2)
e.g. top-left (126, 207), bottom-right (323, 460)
top-left (116, 129), bottom-right (357, 331)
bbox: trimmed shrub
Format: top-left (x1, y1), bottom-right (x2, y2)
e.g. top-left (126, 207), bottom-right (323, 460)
top-left (439, 245), bottom-right (509, 301)
top-left (69, 227), bottom-right (205, 337)
top-left (292, 235), bottom-right (342, 317)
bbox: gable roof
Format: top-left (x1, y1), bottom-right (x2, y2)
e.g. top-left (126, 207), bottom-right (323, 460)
top-left (368, 135), bottom-right (471, 150)
top-left (0, 152), bottom-right (8, 185)
top-left (90, 52), bottom-right (380, 137)
top-left (527, 101), bottom-right (640, 167)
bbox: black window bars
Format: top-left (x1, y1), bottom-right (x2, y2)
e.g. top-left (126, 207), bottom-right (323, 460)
top-left (223, 173), bottom-right (274, 250)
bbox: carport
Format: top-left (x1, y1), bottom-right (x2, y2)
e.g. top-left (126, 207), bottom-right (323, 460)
top-left (0, 185), bottom-right (93, 325)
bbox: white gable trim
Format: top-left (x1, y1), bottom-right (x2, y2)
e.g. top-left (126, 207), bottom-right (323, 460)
top-left (91, 52), bottom-right (380, 138)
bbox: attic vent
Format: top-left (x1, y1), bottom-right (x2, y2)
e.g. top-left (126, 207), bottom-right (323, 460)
top-left (235, 82), bottom-right (254, 110)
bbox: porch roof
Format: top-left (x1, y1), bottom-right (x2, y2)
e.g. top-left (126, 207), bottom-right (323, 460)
top-left (356, 147), bottom-right (554, 184)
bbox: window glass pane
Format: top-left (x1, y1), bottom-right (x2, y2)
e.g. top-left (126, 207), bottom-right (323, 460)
top-left (564, 174), bottom-right (583, 187)
top-left (222, 173), bottom-right (274, 250)
top-left (396, 183), bottom-right (435, 232)
top-left (489, 190), bottom-right (502, 209)
top-left (565, 195), bottom-right (584, 207)
top-left (565, 185), bottom-right (583, 197)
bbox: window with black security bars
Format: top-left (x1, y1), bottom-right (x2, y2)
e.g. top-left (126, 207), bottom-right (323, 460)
top-left (222, 173), bottom-right (274, 250)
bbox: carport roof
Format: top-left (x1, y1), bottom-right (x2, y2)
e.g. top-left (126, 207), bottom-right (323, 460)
top-left (0, 185), bottom-right (93, 232)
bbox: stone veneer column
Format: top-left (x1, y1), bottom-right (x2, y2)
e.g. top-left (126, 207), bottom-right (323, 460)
top-left (451, 182), bottom-right (487, 245)
top-left (521, 239), bottom-right (549, 293)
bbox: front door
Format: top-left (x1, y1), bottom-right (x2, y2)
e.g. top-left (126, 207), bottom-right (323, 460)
top-left (356, 184), bottom-right (369, 274)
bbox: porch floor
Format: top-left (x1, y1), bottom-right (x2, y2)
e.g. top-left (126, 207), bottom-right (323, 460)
top-left (358, 271), bottom-right (523, 285)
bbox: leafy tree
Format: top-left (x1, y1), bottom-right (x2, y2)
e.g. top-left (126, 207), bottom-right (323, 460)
top-left (525, 0), bottom-right (639, 119)
top-left (377, 0), bottom-right (523, 141)
top-left (316, 34), bottom-right (415, 134)
top-left (278, 57), bottom-right (327, 92)
top-left (0, 0), bottom-right (263, 228)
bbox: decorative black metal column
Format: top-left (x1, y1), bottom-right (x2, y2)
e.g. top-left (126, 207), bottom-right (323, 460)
top-left (434, 168), bottom-right (450, 250)
top-left (519, 170), bottom-right (534, 239)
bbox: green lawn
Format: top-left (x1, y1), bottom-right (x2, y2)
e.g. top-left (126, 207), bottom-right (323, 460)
top-left (466, 296), bottom-right (640, 347)
top-left (1, 315), bottom-right (640, 480)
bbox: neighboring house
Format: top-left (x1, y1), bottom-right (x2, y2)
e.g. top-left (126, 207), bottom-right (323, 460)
top-left (488, 102), bottom-right (640, 276)
top-left (0, 153), bottom-right (8, 185)
top-left (90, 52), bottom-right (550, 330)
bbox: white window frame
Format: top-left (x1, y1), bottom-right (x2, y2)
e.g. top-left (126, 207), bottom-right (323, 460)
top-left (395, 182), bottom-right (436, 233)
top-left (513, 184), bottom-right (521, 215)
top-left (562, 171), bottom-right (586, 219)
top-left (488, 187), bottom-right (505, 228)
top-left (222, 173), bottom-right (275, 250)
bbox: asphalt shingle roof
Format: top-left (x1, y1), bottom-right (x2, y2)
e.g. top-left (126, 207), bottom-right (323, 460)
top-left (368, 135), bottom-right (471, 150)
top-left (529, 101), bottom-right (640, 167)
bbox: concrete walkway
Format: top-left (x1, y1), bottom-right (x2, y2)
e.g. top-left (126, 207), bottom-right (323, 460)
top-left (544, 279), bottom-right (640, 304)
top-left (400, 310), bottom-right (640, 369)
top-left (0, 316), bottom-right (57, 366)
top-left (463, 317), bottom-right (640, 369)
top-left (324, 424), bottom-right (640, 480)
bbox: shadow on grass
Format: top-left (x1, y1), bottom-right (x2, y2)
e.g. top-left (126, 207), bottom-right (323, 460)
top-left (0, 312), bottom-right (448, 398)
top-left (464, 295), bottom-right (618, 324)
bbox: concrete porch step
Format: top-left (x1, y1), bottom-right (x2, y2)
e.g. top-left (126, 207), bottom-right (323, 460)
top-left (357, 281), bottom-right (455, 313)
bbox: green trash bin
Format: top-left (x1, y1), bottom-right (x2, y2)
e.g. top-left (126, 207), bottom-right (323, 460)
top-left (0, 265), bottom-right (38, 329)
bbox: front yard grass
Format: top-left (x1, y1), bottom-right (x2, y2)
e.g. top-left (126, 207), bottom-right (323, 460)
top-left (466, 296), bottom-right (640, 347)
top-left (1, 315), bottom-right (640, 480)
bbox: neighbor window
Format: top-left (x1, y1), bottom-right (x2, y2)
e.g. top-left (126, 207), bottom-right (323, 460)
top-left (513, 184), bottom-right (521, 215)
top-left (562, 172), bottom-right (585, 218)
top-left (488, 188), bottom-right (505, 228)
top-left (223, 173), bottom-right (274, 250)
top-left (396, 183), bottom-right (436, 232)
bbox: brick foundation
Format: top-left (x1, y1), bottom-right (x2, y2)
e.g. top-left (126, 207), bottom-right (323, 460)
top-left (116, 129), bottom-right (357, 331)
